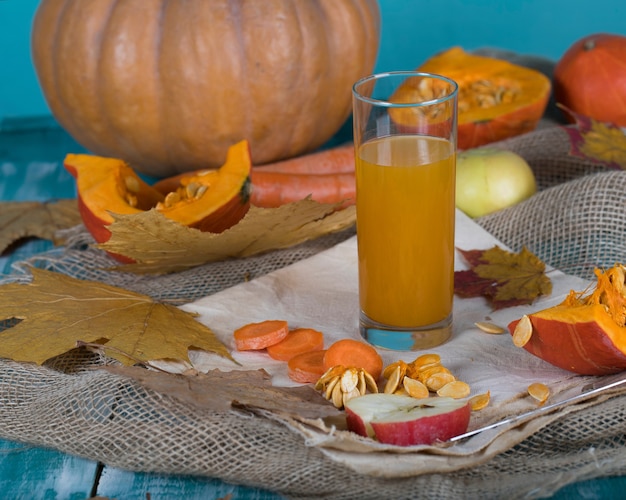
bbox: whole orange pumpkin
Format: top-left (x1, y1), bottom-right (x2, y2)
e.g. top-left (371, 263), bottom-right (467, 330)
top-left (553, 33), bottom-right (626, 127)
top-left (31, 0), bottom-right (380, 177)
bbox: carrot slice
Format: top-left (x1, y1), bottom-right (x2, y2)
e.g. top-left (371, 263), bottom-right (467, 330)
top-left (266, 328), bottom-right (325, 361)
top-left (323, 339), bottom-right (383, 380)
top-left (233, 320), bottom-right (289, 351)
top-left (288, 350), bottom-right (328, 384)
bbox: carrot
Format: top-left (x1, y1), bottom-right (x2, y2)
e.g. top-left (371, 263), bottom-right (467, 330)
top-left (288, 349), bottom-right (328, 384)
top-left (151, 144), bottom-right (356, 208)
top-left (233, 320), bottom-right (289, 351)
top-left (249, 170), bottom-right (355, 208)
top-left (266, 328), bottom-right (325, 361)
top-left (323, 339), bottom-right (383, 380)
top-left (253, 144), bottom-right (355, 175)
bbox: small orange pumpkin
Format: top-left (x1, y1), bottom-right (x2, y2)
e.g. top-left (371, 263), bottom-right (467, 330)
top-left (65, 140), bottom-right (252, 247)
top-left (415, 47), bottom-right (551, 150)
top-left (508, 265), bottom-right (626, 375)
top-left (32, 0), bottom-right (381, 177)
top-left (553, 33), bottom-right (626, 127)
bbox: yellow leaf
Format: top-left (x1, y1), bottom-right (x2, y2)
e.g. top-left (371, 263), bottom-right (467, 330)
top-left (455, 246), bottom-right (552, 309)
top-left (0, 268), bottom-right (234, 366)
top-left (578, 119), bottom-right (626, 167)
top-left (0, 199), bottom-right (82, 253)
top-left (100, 199), bottom-right (356, 274)
top-left (560, 105), bottom-right (626, 169)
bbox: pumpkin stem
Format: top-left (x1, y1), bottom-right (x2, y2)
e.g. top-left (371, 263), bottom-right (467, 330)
top-left (583, 39), bottom-right (597, 51)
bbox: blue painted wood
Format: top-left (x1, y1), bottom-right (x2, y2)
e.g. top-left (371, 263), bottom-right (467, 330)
top-left (96, 466), bottom-right (284, 500)
top-left (0, 440), bottom-right (96, 500)
top-left (551, 476), bottom-right (626, 499)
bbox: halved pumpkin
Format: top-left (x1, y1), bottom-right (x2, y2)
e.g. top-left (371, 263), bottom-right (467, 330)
top-left (508, 265), bottom-right (626, 375)
top-left (412, 47), bottom-right (552, 149)
top-left (65, 140), bottom-right (252, 244)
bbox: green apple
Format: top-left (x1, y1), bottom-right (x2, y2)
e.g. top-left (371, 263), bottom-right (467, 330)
top-left (455, 148), bottom-right (537, 218)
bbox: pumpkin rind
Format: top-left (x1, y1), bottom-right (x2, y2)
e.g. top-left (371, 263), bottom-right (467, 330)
top-left (31, 0), bottom-right (381, 177)
top-left (509, 306), bottom-right (626, 375)
top-left (416, 47), bottom-right (551, 149)
top-left (65, 155), bottom-right (165, 243)
top-left (508, 265), bottom-right (626, 375)
top-left (553, 33), bottom-right (626, 127)
top-left (65, 140), bottom-right (252, 244)
top-left (157, 140), bottom-right (252, 232)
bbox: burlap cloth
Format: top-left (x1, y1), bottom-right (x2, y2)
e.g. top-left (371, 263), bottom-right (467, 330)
top-left (2, 124), bottom-right (626, 499)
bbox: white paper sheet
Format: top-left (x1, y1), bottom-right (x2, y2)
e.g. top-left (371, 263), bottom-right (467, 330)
top-left (176, 209), bottom-right (590, 413)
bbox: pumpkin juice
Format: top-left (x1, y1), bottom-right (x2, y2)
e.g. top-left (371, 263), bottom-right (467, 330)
top-left (356, 135), bottom-right (456, 338)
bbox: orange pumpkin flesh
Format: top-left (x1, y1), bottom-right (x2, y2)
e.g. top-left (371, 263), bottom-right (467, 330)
top-left (413, 47), bottom-right (551, 149)
top-left (65, 140), bottom-right (252, 245)
top-left (553, 33), bottom-right (626, 127)
top-left (508, 266), bottom-right (626, 375)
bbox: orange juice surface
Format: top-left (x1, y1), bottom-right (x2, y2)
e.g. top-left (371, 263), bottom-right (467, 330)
top-left (356, 134), bottom-right (455, 328)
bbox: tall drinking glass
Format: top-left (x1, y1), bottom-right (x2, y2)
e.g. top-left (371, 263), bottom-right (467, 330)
top-left (352, 72), bottom-right (458, 351)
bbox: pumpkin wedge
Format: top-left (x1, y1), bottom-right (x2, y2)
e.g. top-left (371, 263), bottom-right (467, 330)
top-left (508, 265), bottom-right (626, 375)
top-left (400, 47), bottom-right (551, 149)
top-left (65, 140), bottom-right (252, 244)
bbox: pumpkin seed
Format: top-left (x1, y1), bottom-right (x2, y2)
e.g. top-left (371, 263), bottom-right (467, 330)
top-left (383, 364), bottom-right (402, 394)
top-left (437, 380), bottom-right (471, 399)
top-left (324, 376), bottom-right (339, 401)
top-left (411, 353), bottom-right (441, 369)
top-left (357, 370), bottom-right (367, 395)
top-left (416, 364), bottom-right (451, 384)
top-left (402, 377), bottom-right (429, 399)
top-left (383, 360), bottom-right (408, 380)
top-left (315, 365), bottom-right (377, 408)
top-left (163, 191), bottom-right (181, 207)
top-left (342, 387), bottom-right (361, 407)
top-left (315, 365), bottom-right (344, 390)
top-left (528, 382), bottom-right (550, 405)
top-left (124, 176), bottom-right (141, 193)
top-left (424, 371), bottom-right (456, 392)
top-left (512, 315), bottom-right (533, 347)
top-left (331, 382), bottom-right (344, 408)
top-left (185, 182), bottom-right (200, 199)
top-left (340, 368), bottom-right (359, 393)
top-left (194, 184), bottom-right (208, 199)
top-left (458, 79), bottom-right (520, 113)
top-left (363, 370), bottom-right (379, 394)
top-left (125, 193), bottom-right (138, 208)
top-left (469, 391), bottom-right (491, 411)
top-left (475, 321), bottom-right (506, 335)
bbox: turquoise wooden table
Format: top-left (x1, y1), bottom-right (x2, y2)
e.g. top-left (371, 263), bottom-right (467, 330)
top-left (2, 119), bottom-right (626, 499)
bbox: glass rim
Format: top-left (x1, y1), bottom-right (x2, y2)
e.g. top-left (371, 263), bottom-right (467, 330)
top-left (352, 71), bottom-right (458, 108)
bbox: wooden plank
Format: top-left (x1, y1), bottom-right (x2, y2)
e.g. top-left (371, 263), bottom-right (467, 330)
top-left (0, 439), bottom-right (98, 499)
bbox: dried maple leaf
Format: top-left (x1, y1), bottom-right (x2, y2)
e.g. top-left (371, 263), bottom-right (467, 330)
top-left (454, 246), bottom-right (552, 309)
top-left (0, 199), bottom-right (82, 254)
top-left (103, 365), bottom-right (341, 419)
top-left (0, 268), bottom-right (234, 366)
top-left (560, 105), bottom-right (626, 169)
top-left (99, 199), bottom-right (356, 274)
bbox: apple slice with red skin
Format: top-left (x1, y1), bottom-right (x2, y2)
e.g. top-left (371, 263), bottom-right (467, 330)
top-left (345, 394), bottom-right (470, 446)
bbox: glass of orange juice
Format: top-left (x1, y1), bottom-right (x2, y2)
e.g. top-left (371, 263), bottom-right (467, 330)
top-left (352, 72), bottom-right (458, 350)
